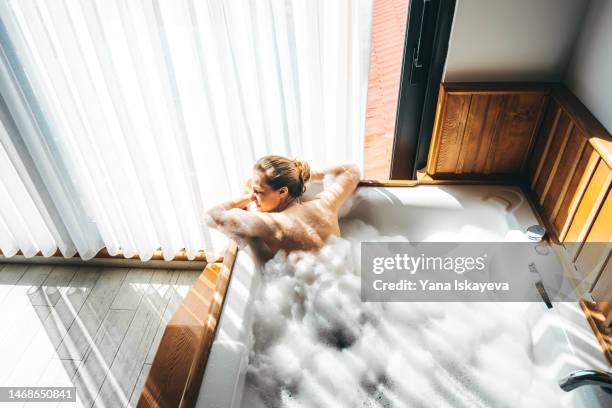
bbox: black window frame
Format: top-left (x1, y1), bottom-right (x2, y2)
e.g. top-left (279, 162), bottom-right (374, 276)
top-left (390, 0), bottom-right (456, 180)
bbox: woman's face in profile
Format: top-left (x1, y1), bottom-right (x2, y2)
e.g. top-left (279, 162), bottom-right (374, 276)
top-left (250, 171), bottom-right (287, 212)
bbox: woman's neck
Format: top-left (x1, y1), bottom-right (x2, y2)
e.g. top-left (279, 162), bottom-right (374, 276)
top-left (276, 196), bottom-right (299, 212)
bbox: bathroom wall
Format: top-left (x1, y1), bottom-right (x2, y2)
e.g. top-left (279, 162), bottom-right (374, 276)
top-left (564, 0), bottom-right (612, 133)
top-left (443, 0), bottom-right (588, 82)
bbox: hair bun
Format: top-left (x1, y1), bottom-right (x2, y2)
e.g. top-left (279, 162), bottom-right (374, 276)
top-left (294, 159), bottom-right (303, 173)
top-left (293, 159), bottom-right (311, 195)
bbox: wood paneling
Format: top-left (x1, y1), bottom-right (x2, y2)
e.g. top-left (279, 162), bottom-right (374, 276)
top-left (592, 256), bottom-right (612, 316)
top-left (492, 93), bottom-right (548, 174)
top-left (528, 98), bottom-right (611, 250)
top-left (541, 127), bottom-right (587, 222)
top-left (575, 190), bottom-right (612, 286)
top-left (580, 299), bottom-right (612, 364)
top-left (459, 95), bottom-right (505, 173)
top-left (431, 92), bottom-right (472, 174)
top-left (551, 144), bottom-right (599, 239)
top-left (528, 103), bottom-right (560, 181)
top-left (525, 85), bottom-right (611, 311)
top-left (138, 241), bottom-right (238, 408)
top-left (528, 95), bottom-right (611, 247)
top-left (552, 86), bottom-right (612, 168)
top-left (427, 83), bottom-right (550, 178)
top-left (532, 112), bottom-right (573, 197)
top-left (563, 160), bottom-right (611, 252)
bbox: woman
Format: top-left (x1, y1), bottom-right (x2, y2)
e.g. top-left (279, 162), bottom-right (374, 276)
top-left (206, 155), bottom-right (360, 262)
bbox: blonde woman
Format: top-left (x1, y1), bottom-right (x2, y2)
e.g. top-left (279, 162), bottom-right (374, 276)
top-left (206, 155), bottom-right (360, 261)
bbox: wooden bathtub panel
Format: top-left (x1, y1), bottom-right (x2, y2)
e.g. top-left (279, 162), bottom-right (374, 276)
top-left (564, 160), bottom-right (611, 257)
top-left (553, 144), bottom-right (599, 239)
top-left (533, 113), bottom-right (573, 200)
top-left (525, 85), bottom-right (611, 250)
top-left (584, 190), bottom-right (612, 244)
top-left (432, 93), bottom-right (471, 174)
top-left (457, 95), bottom-right (492, 173)
top-left (138, 242), bottom-right (237, 408)
top-left (575, 190), bottom-right (612, 284)
top-left (490, 93), bottom-right (547, 174)
top-left (592, 255), bottom-right (612, 306)
top-left (427, 83), bottom-right (550, 178)
top-left (552, 86), bottom-right (612, 169)
top-left (457, 94), bottom-right (508, 174)
top-left (541, 127), bottom-right (587, 221)
top-left (138, 265), bottom-right (218, 408)
top-left (528, 102), bottom-right (561, 184)
top-left (580, 299), bottom-right (612, 363)
top-left (589, 252), bottom-right (612, 338)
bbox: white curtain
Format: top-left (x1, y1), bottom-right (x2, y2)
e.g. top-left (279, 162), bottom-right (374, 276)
top-left (0, 0), bottom-right (373, 261)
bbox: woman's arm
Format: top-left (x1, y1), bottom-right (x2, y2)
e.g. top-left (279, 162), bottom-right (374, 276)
top-left (205, 195), bottom-right (274, 238)
top-left (207, 194), bottom-right (251, 218)
top-left (310, 164), bottom-right (358, 183)
top-left (316, 164), bottom-right (361, 212)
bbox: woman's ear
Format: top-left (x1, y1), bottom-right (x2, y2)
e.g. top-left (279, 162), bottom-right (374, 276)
top-left (279, 186), bottom-right (288, 197)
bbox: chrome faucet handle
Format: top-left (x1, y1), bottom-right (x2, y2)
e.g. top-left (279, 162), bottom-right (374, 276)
top-left (559, 369), bottom-right (612, 392)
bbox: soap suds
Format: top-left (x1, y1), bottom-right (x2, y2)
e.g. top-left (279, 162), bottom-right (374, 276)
top-left (241, 219), bottom-right (564, 408)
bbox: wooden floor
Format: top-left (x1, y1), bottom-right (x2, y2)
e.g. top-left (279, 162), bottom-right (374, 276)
top-left (0, 263), bottom-right (198, 408)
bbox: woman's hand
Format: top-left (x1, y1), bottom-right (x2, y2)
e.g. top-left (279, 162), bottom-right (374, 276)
top-left (231, 194), bottom-right (252, 210)
top-left (243, 178), bottom-right (253, 195)
top-left (309, 170), bottom-right (325, 183)
top-left (205, 193), bottom-right (251, 228)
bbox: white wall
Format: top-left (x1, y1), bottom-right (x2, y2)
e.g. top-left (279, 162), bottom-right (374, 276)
top-left (565, 0), bottom-right (612, 133)
top-left (443, 0), bottom-right (588, 82)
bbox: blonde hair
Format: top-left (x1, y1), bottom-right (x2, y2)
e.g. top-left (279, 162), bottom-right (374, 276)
top-left (253, 155), bottom-right (311, 198)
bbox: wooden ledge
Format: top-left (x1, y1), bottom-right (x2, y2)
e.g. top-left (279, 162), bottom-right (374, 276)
top-left (358, 177), bottom-right (522, 187)
top-left (138, 241), bottom-right (238, 408)
top-left (440, 82), bottom-right (556, 95)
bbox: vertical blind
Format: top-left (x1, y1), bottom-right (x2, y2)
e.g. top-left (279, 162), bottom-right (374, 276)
top-left (0, 0), bottom-right (373, 261)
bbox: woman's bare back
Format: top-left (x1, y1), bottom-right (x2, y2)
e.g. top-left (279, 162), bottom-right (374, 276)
top-left (246, 197), bottom-right (340, 260)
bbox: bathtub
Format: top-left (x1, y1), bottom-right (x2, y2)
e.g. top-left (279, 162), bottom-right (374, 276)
top-left (196, 184), bottom-right (612, 407)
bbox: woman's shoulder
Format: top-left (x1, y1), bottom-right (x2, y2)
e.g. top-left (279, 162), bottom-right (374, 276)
top-left (300, 196), bottom-right (333, 210)
top-left (289, 199), bottom-right (337, 223)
